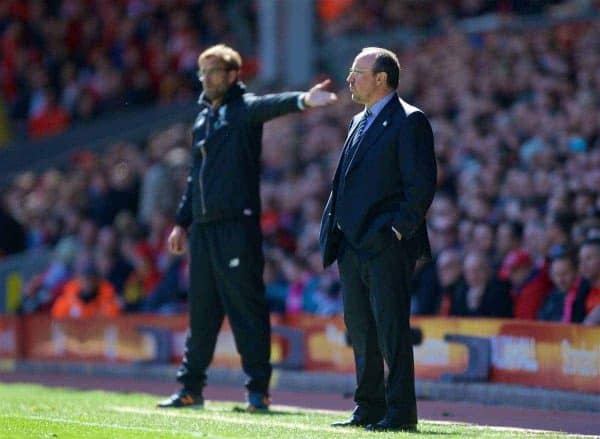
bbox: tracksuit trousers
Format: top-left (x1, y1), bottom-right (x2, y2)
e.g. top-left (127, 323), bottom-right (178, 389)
top-left (176, 216), bottom-right (272, 395)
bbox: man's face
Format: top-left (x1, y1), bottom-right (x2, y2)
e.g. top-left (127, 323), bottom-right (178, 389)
top-left (198, 56), bottom-right (236, 102)
top-left (463, 254), bottom-right (489, 288)
top-left (78, 273), bottom-right (99, 302)
top-left (437, 252), bottom-right (462, 287)
top-left (579, 244), bottom-right (600, 283)
top-left (550, 259), bottom-right (575, 292)
top-left (497, 224), bottom-right (517, 254)
top-left (509, 266), bottom-right (530, 286)
top-left (346, 53), bottom-right (377, 105)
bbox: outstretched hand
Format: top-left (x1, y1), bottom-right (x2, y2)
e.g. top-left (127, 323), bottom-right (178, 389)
top-left (303, 79), bottom-right (337, 107)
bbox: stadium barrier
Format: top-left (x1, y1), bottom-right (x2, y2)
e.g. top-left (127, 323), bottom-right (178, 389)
top-left (1, 314), bottom-right (598, 394)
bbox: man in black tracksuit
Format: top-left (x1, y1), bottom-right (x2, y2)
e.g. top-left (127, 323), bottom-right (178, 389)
top-left (158, 44), bottom-right (336, 411)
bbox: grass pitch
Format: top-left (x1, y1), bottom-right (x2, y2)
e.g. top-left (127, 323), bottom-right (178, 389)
top-left (0, 383), bottom-right (579, 438)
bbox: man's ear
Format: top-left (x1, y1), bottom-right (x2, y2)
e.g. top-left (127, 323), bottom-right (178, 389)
top-left (228, 69), bottom-right (239, 85)
top-left (376, 71), bottom-right (387, 86)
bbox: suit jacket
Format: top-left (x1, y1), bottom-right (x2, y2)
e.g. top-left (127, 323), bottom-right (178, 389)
top-left (320, 95), bottom-right (437, 267)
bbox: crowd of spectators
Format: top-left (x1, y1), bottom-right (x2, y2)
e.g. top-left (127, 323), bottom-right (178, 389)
top-left (316, 0), bottom-right (582, 38)
top-left (0, 0), bottom-right (256, 140)
top-left (1, 15), bottom-right (600, 325)
top-left (3, 0), bottom-right (591, 142)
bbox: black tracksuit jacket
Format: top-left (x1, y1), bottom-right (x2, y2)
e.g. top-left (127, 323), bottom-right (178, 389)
top-left (175, 82), bottom-right (303, 227)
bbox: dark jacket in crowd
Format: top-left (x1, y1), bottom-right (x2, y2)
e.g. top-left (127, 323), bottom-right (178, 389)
top-left (565, 277), bottom-right (591, 323)
top-left (0, 206), bottom-right (26, 257)
top-left (411, 259), bottom-right (461, 315)
top-left (175, 82), bottom-right (303, 227)
top-left (451, 278), bottom-right (513, 318)
top-left (537, 288), bottom-right (567, 321)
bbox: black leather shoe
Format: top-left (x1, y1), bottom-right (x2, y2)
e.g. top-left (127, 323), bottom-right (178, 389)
top-left (331, 416), bottom-right (370, 427)
top-left (331, 406), bottom-right (385, 427)
top-left (365, 418), bottom-right (417, 432)
top-left (157, 389), bottom-right (204, 408)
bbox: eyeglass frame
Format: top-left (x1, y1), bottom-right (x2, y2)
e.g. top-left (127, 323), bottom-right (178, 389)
top-left (197, 67), bottom-right (235, 81)
top-left (347, 68), bottom-right (372, 76)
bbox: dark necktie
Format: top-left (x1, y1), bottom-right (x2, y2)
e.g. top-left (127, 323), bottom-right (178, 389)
top-left (342, 109), bottom-right (371, 173)
top-left (334, 109), bottom-right (372, 229)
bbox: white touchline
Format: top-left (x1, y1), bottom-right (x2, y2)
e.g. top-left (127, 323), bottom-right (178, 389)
top-left (0, 414), bottom-right (204, 437)
top-left (112, 406), bottom-right (583, 437)
top-left (2, 408), bottom-right (582, 437)
top-left (112, 406), bottom-right (368, 435)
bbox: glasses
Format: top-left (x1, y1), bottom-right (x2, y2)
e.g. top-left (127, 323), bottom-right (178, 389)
top-left (197, 67), bottom-right (229, 80)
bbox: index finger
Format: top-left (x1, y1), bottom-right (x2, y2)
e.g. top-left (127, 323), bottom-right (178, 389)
top-left (314, 79), bottom-right (332, 89)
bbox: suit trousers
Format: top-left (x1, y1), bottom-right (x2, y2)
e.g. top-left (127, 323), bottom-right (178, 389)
top-left (176, 217), bottom-right (272, 394)
top-left (338, 234), bottom-right (417, 422)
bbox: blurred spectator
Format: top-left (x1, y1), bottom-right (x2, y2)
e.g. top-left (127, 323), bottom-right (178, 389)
top-left (141, 256), bottom-right (188, 314)
top-left (578, 238), bottom-right (600, 325)
top-left (0, 198), bottom-right (26, 257)
top-left (94, 226), bottom-right (133, 294)
top-left (27, 89), bottom-right (70, 139)
top-left (137, 126), bottom-right (182, 224)
top-left (264, 257), bottom-right (288, 313)
top-left (283, 257), bottom-right (309, 316)
top-left (19, 238), bottom-right (77, 313)
top-left (495, 221), bottom-right (523, 265)
top-left (51, 259), bottom-right (121, 319)
top-left (411, 259), bottom-right (438, 315)
top-left (546, 212), bottom-right (576, 250)
top-left (499, 249), bottom-right (552, 319)
top-left (412, 248), bottom-right (464, 315)
top-left (471, 222), bottom-right (496, 256)
top-left (451, 251), bottom-right (512, 317)
top-left (306, 251), bottom-right (342, 316)
top-left (311, 267), bottom-right (343, 316)
top-left (120, 233), bottom-right (161, 312)
top-left (538, 251), bottom-right (577, 321)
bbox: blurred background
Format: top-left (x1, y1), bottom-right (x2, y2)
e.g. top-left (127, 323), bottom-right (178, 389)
top-left (1, 0), bottom-right (600, 397)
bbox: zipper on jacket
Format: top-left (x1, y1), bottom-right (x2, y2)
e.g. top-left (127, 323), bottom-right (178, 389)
top-left (199, 142), bottom-right (207, 215)
top-left (198, 108), bottom-right (213, 216)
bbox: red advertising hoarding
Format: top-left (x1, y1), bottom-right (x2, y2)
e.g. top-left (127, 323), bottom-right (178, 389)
top-left (8, 314), bottom-right (600, 394)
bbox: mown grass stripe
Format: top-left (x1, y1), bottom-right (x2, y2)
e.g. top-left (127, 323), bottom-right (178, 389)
top-left (1, 383), bottom-right (586, 438)
top-left (0, 413), bottom-right (206, 437)
top-left (112, 405), bottom-right (565, 436)
top-left (112, 405), bottom-right (368, 435)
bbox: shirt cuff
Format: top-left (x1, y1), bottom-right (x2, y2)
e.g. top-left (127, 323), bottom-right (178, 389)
top-left (392, 226), bottom-right (402, 241)
top-left (297, 93), bottom-right (308, 110)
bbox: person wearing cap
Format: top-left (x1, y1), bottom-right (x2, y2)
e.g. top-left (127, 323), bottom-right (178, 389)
top-left (499, 248), bottom-right (552, 319)
top-left (159, 44), bottom-right (337, 411)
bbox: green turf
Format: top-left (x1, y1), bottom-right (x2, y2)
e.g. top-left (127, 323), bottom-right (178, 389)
top-left (0, 383), bottom-right (576, 438)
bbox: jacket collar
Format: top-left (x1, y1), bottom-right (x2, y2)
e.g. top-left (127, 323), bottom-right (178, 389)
top-left (344, 94), bottom-right (403, 176)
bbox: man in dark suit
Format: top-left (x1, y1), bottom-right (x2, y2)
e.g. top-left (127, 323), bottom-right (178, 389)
top-left (320, 47), bottom-right (436, 432)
